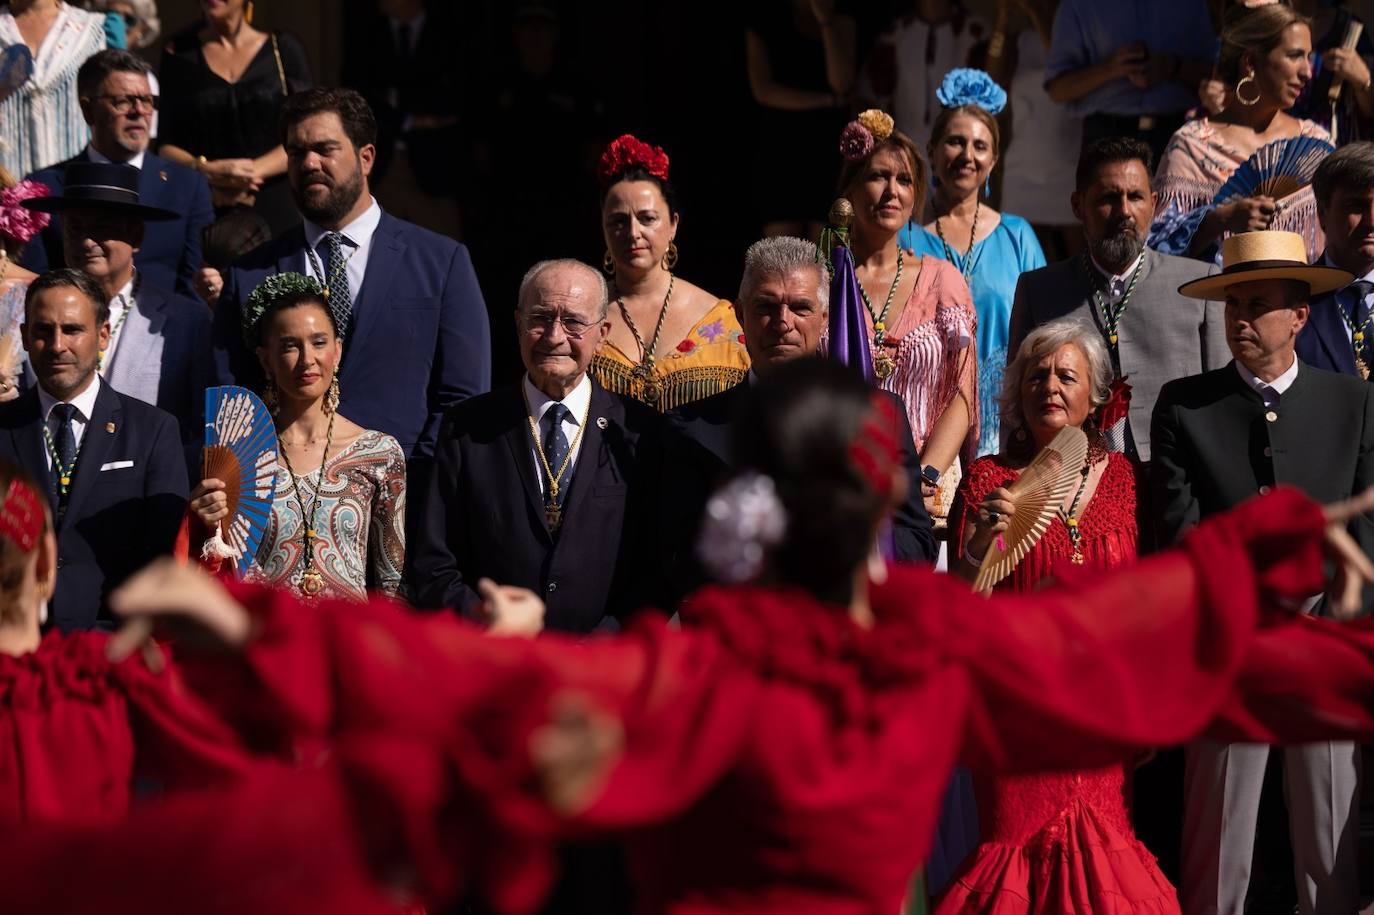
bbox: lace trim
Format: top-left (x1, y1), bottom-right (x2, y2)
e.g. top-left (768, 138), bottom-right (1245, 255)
top-left (590, 355), bottom-right (748, 412)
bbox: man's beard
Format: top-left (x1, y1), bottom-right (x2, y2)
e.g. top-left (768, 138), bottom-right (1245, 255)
top-left (295, 167), bottom-right (364, 226)
top-left (1092, 226), bottom-right (1145, 272)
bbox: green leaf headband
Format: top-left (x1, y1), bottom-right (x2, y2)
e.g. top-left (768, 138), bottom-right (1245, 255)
top-left (241, 272), bottom-right (326, 347)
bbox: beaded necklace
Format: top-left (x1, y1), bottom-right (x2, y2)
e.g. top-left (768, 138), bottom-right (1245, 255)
top-left (279, 410), bottom-right (335, 597)
top-left (1336, 293), bottom-right (1374, 380)
top-left (934, 200), bottom-right (982, 282)
top-left (615, 274), bottom-right (674, 406)
top-left (42, 422), bottom-right (82, 497)
top-left (1082, 251), bottom-right (1144, 368)
top-left (1057, 460), bottom-right (1093, 565)
top-left (856, 249), bottom-right (903, 380)
top-left (98, 270), bottom-right (140, 375)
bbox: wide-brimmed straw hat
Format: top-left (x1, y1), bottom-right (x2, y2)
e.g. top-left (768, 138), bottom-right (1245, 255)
top-left (1178, 231), bottom-right (1351, 300)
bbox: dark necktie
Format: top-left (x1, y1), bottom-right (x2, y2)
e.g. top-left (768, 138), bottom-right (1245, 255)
top-left (322, 232), bottom-right (354, 338)
top-left (51, 403), bottom-right (78, 504)
top-left (1347, 280), bottom-right (1374, 329)
top-left (543, 403), bottom-right (571, 506)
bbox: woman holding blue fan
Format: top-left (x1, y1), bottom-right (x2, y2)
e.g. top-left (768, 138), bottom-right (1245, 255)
top-left (1150, 2), bottom-right (1332, 263)
top-left (189, 273), bottom-right (406, 601)
top-left (903, 69), bottom-right (1046, 457)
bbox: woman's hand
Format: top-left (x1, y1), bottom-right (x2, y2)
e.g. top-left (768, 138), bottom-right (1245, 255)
top-left (202, 158), bottom-right (262, 191)
top-left (105, 558), bottom-right (253, 663)
top-left (1110, 41), bottom-right (1149, 86)
top-left (966, 486), bottom-right (1016, 557)
top-left (190, 478), bottom-right (229, 528)
top-left (1321, 488), bottom-right (1374, 619)
top-left (1217, 195), bottom-right (1278, 234)
top-left (1324, 47), bottom-right (1372, 93)
top-left (195, 267), bottom-right (223, 308)
top-left (477, 578), bottom-right (545, 637)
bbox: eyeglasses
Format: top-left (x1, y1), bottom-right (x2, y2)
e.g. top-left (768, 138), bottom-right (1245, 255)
top-left (521, 312), bottom-right (597, 340)
top-left (91, 94), bottom-right (158, 113)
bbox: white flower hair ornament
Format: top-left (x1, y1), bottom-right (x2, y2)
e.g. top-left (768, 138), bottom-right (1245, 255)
top-left (697, 472), bottom-right (789, 584)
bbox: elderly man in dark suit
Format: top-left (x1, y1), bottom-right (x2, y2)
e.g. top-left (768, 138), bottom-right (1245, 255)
top-left (23, 162), bottom-right (213, 456)
top-left (0, 270), bottom-right (187, 632)
top-left (660, 235), bottom-right (937, 605)
top-left (209, 87), bottom-right (490, 462)
top-left (409, 258), bottom-right (659, 633)
top-left (22, 50), bottom-right (213, 299)
top-left (1298, 141), bottom-right (1374, 378)
top-left (1152, 230), bottom-right (1371, 915)
top-left (1009, 136), bottom-right (1229, 465)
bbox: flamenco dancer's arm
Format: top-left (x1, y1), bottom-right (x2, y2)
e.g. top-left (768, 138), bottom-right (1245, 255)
top-left (948, 486), bottom-right (1361, 773)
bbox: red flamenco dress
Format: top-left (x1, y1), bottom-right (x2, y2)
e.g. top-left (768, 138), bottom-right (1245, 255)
top-left (938, 452), bottom-right (1176, 915)
top-left (0, 630), bottom-right (249, 824)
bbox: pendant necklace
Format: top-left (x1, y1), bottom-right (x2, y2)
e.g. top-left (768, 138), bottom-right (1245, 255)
top-left (1057, 460), bottom-right (1093, 565)
top-left (1082, 251), bottom-right (1144, 374)
top-left (98, 270), bottom-right (140, 375)
top-left (1337, 297), bottom-right (1374, 380)
top-left (280, 410), bottom-right (335, 597)
top-left (524, 392), bottom-right (592, 532)
top-left (616, 273), bottom-right (674, 406)
top-left (934, 199), bottom-right (981, 283)
top-left (856, 249), bottom-right (903, 380)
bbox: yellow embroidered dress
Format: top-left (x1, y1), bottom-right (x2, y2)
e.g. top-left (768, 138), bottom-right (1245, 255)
top-left (590, 299), bottom-right (751, 411)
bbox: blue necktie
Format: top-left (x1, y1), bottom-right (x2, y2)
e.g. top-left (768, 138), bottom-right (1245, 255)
top-left (50, 403), bottom-right (77, 504)
top-left (321, 232), bottom-right (354, 338)
top-left (543, 403), bottom-right (571, 506)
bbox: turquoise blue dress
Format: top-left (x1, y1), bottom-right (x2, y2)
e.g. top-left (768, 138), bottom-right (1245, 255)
top-left (901, 213), bottom-right (1045, 457)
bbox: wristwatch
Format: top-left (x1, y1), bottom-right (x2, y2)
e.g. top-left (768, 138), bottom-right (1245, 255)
top-left (920, 464), bottom-right (941, 486)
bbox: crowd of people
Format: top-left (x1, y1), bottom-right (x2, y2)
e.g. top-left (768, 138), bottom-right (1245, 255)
top-left (4, 0), bottom-right (1374, 914)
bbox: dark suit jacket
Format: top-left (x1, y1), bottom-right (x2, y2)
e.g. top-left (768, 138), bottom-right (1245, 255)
top-left (408, 380), bottom-right (661, 633)
top-left (1296, 285), bottom-right (1362, 376)
top-left (22, 150), bottom-right (214, 298)
top-left (212, 210), bottom-right (491, 459)
top-left (0, 383), bottom-right (189, 631)
top-left (660, 382), bottom-right (938, 603)
top-left (1150, 360), bottom-right (1374, 612)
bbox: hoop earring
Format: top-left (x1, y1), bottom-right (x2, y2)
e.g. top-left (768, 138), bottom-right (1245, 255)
top-left (602, 250), bottom-right (616, 276)
top-left (323, 376), bottom-right (340, 415)
top-left (1236, 73), bottom-right (1261, 106)
top-left (262, 378), bottom-right (279, 416)
top-left (662, 241), bottom-right (679, 272)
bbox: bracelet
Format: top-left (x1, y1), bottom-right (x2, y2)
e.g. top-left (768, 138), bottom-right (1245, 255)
top-left (963, 543), bottom-right (985, 568)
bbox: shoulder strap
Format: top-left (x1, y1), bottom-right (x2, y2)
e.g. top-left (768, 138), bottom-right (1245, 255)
top-left (271, 32), bottom-right (288, 97)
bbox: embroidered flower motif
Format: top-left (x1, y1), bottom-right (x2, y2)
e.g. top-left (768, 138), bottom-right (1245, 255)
top-left (856, 109), bottom-right (895, 142)
top-left (0, 180), bottom-right (51, 244)
top-left (839, 121), bottom-right (875, 162)
top-left (597, 134), bottom-right (670, 186)
top-left (697, 318), bottom-right (725, 343)
top-left (676, 338), bottom-right (696, 353)
top-left (1100, 376), bottom-right (1133, 429)
top-left (936, 68), bottom-right (1008, 115)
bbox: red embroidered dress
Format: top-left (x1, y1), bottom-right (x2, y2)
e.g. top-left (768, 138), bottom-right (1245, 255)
top-left (940, 452), bottom-right (1174, 914)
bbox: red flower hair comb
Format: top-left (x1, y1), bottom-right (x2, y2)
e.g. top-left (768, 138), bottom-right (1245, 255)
top-left (0, 478), bottom-right (42, 553)
top-left (848, 393), bottom-right (901, 497)
top-left (597, 134), bottom-right (670, 187)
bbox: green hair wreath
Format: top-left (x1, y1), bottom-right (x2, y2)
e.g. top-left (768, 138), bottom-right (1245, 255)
top-left (241, 272), bottom-right (327, 347)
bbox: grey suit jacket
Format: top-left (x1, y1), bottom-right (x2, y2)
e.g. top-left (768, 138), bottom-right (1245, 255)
top-left (1008, 248), bottom-right (1229, 462)
top-left (104, 283), bottom-right (214, 451)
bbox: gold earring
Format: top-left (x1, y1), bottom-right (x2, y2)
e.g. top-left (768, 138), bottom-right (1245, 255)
top-left (245, 1), bottom-right (254, 23)
top-left (602, 250), bottom-right (616, 275)
top-left (262, 378), bottom-right (279, 415)
top-left (1236, 72), bottom-right (1261, 106)
top-left (662, 241), bottom-right (679, 271)
top-left (323, 376), bottom-right (340, 414)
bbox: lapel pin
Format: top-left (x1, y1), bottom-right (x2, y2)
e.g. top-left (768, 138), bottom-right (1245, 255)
top-left (105, 422), bottom-right (115, 434)
top-left (596, 417), bottom-right (608, 430)
top-left (158, 170), bottom-right (168, 182)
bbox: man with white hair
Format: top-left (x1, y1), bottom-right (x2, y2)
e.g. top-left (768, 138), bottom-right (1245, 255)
top-left (660, 236), bottom-right (937, 603)
top-left (409, 258), bottom-right (662, 634)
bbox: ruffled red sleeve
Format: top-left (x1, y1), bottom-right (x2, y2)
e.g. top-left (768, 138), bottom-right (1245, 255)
top-left (937, 486), bottom-right (1328, 773)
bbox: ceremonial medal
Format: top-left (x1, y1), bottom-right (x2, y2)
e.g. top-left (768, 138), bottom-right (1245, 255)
top-left (1356, 331), bottom-right (1370, 380)
top-left (545, 502), bottom-right (562, 532)
top-left (873, 347), bottom-right (896, 381)
top-left (617, 275), bottom-right (674, 408)
top-left (299, 567), bottom-right (325, 597)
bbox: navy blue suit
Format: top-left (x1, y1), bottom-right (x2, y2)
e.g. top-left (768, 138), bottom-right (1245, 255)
top-left (1296, 284), bottom-right (1363, 376)
top-left (660, 382), bottom-right (938, 603)
top-left (22, 150), bottom-right (214, 298)
top-left (408, 381), bottom-right (662, 632)
top-left (0, 383), bottom-right (189, 632)
top-left (212, 211), bottom-right (491, 459)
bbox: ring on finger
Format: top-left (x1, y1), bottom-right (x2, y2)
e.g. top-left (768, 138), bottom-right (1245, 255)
top-left (987, 510), bottom-right (1000, 524)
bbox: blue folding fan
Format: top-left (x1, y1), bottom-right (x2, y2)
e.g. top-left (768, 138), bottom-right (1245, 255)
top-left (1212, 136), bottom-right (1335, 205)
top-left (202, 386), bottom-right (277, 577)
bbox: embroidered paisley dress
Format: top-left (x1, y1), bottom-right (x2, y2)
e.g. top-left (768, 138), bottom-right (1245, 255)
top-left (940, 451), bottom-right (1177, 915)
top-left (591, 299), bottom-right (750, 411)
top-left (248, 429), bottom-right (407, 601)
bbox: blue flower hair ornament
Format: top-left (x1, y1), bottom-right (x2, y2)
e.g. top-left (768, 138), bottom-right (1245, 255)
top-left (241, 271), bottom-right (327, 347)
top-left (936, 68), bottom-right (1007, 115)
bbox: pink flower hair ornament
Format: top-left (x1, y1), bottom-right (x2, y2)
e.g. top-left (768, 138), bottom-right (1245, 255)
top-left (0, 180), bottom-right (51, 246)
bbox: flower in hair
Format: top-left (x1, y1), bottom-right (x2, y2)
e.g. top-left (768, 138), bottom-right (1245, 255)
top-left (241, 272), bottom-right (325, 347)
top-left (936, 68), bottom-right (1007, 115)
top-left (597, 134), bottom-right (670, 186)
top-left (0, 180), bottom-right (51, 244)
top-left (839, 121), bottom-right (875, 161)
top-left (697, 472), bottom-right (788, 584)
top-left (856, 109), bottom-right (895, 142)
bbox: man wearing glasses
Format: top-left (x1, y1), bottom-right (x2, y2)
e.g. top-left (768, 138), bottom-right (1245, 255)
top-left (409, 258), bottom-right (663, 634)
top-left (22, 49), bottom-right (213, 298)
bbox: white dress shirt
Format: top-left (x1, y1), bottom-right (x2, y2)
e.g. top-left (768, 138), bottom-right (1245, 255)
top-left (87, 145), bottom-right (146, 171)
top-left (37, 374), bottom-right (103, 470)
top-left (1323, 253), bottom-right (1374, 344)
top-left (522, 373), bottom-right (591, 498)
top-left (303, 197), bottom-right (383, 303)
top-left (101, 273), bottom-right (135, 375)
top-left (1090, 251), bottom-right (1145, 299)
top-left (1235, 355), bottom-right (1299, 408)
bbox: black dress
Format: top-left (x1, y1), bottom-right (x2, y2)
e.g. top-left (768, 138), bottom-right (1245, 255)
top-left (158, 26), bottom-right (312, 238)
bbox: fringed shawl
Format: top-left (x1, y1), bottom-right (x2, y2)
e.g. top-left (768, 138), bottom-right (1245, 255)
top-left (0, 4), bottom-right (105, 177)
